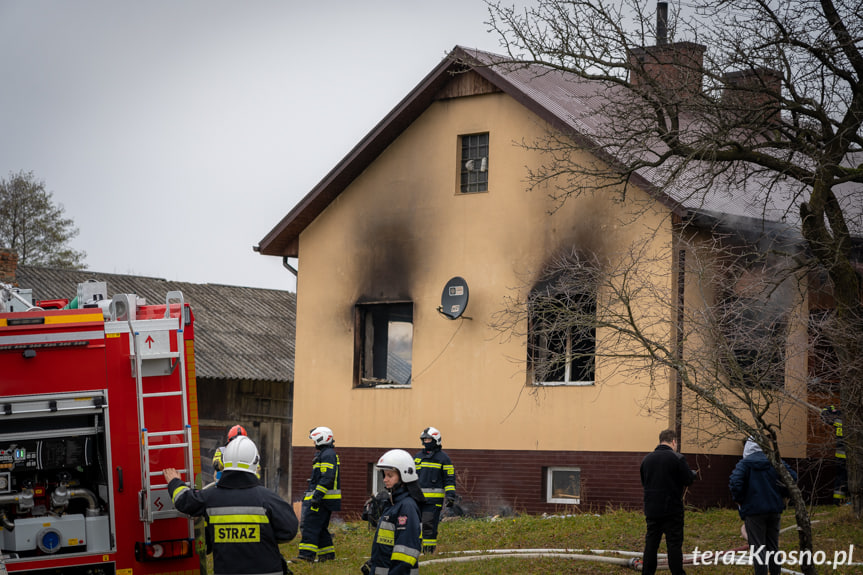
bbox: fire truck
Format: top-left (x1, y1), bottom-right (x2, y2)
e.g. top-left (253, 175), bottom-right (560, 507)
top-left (0, 281), bottom-right (204, 574)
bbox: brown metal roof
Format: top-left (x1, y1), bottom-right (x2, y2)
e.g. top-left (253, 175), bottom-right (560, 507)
top-left (15, 266), bottom-right (296, 383)
top-left (256, 45), bottom-right (862, 257)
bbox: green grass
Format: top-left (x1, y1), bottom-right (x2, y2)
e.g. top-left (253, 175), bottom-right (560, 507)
top-left (279, 506), bottom-right (863, 574)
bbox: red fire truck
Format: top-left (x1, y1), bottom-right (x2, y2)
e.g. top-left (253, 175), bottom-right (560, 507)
top-left (0, 282), bottom-right (204, 574)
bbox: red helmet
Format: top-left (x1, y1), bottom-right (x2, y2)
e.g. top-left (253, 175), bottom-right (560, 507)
top-left (227, 425), bottom-right (248, 443)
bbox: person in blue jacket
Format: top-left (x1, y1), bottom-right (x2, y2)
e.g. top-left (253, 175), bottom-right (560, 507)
top-left (729, 437), bottom-right (798, 575)
top-left (362, 449), bottom-right (424, 575)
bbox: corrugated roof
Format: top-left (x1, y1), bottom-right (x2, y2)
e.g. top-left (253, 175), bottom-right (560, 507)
top-left (15, 266), bottom-right (295, 383)
top-left (257, 45), bottom-right (862, 257)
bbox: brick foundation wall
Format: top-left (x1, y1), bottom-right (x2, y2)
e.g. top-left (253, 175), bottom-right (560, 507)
top-left (292, 446), bottom-right (833, 518)
top-left (0, 249), bottom-right (17, 284)
top-left (290, 446), bottom-right (760, 517)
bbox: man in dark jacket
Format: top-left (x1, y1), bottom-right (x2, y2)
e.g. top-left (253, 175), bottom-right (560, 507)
top-left (729, 437), bottom-right (798, 575)
top-left (164, 436), bottom-right (298, 575)
top-left (298, 426), bottom-right (341, 562)
top-left (640, 429), bottom-right (696, 575)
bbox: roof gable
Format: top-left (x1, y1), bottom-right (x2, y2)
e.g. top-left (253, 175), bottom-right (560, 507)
top-left (256, 45), bottom-right (680, 258)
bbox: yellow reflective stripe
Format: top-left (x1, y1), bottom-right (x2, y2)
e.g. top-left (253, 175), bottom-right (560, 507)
top-left (209, 514), bottom-right (270, 524)
top-left (392, 552), bottom-right (418, 566)
top-left (418, 462), bottom-right (442, 469)
top-left (171, 484), bottom-right (190, 502)
top-left (376, 528), bottom-right (394, 546)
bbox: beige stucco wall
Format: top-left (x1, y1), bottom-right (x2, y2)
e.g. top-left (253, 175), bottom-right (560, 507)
top-left (292, 91), bottom-right (683, 454)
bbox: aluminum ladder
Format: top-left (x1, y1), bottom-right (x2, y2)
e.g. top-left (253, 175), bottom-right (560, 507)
top-left (128, 291), bottom-right (195, 542)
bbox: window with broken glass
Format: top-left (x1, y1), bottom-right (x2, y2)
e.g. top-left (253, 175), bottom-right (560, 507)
top-left (459, 132), bottom-right (489, 193)
top-left (528, 286), bottom-right (596, 386)
top-left (718, 296), bottom-right (788, 389)
top-left (354, 302), bottom-right (413, 388)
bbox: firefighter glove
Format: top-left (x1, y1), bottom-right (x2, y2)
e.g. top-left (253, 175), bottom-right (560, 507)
top-left (361, 559), bottom-right (372, 575)
top-left (445, 496), bottom-right (456, 507)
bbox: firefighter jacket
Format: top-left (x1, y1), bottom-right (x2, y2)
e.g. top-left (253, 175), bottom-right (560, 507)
top-left (369, 486), bottom-right (422, 575)
top-left (169, 470), bottom-right (298, 575)
top-left (821, 406), bottom-right (845, 459)
top-left (413, 446), bottom-right (455, 503)
top-left (304, 445), bottom-right (341, 511)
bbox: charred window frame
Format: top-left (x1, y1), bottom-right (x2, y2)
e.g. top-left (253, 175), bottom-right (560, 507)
top-left (528, 285), bottom-right (596, 386)
top-left (459, 132), bottom-right (489, 193)
top-left (808, 310), bottom-right (840, 391)
top-left (718, 295), bottom-right (788, 389)
top-left (354, 302), bottom-right (413, 388)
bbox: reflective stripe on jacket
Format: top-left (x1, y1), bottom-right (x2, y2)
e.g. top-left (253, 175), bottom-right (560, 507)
top-left (370, 487), bottom-right (421, 575)
top-left (305, 446), bottom-right (341, 511)
top-left (413, 447), bottom-right (455, 501)
top-left (169, 470), bottom-right (298, 575)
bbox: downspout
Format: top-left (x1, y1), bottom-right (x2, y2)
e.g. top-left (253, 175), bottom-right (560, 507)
top-left (675, 231), bottom-right (685, 447)
top-left (282, 256), bottom-right (297, 503)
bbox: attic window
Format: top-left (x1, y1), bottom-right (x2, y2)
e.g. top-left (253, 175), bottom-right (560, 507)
top-left (354, 302), bottom-right (413, 388)
top-left (459, 132), bottom-right (489, 193)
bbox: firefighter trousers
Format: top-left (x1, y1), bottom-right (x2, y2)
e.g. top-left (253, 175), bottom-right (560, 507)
top-left (420, 501), bottom-right (443, 552)
top-left (299, 504), bottom-right (334, 559)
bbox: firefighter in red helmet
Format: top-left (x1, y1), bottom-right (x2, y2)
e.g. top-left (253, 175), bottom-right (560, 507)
top-left (212, 424), bottom-right (248, 482)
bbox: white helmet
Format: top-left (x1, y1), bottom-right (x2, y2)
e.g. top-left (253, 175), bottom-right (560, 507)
top-left (309, 426), bottom-right (334, 447)
top-left (420, 426), bottom-right (442, 446)
top-left (221, 436), bottom-right (260, 474)
top-left (376, 449), bottom-right (418, 483)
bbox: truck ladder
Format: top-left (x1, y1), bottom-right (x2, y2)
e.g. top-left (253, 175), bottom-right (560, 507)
top-left (128, 291), bottom-right (195, 542)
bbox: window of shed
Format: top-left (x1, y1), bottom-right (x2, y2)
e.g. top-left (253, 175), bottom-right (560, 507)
top-left (355, 302), bottom-right (413, 387)
top-left (546, 467), bottom-right (581, 504)
top-left (459, 132), bottom-right (489, 193)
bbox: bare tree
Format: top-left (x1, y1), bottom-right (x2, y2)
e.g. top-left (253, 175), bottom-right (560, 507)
top-left (0, 170), bottom-right (86, 268)
top-left (483, 0), bottom-right (863, 523)
top-left (492, 231), bottom-right (820, 571)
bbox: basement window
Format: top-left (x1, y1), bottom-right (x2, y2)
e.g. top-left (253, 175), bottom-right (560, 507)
top-left (459, 132), bottom-right (489, 193)
top-left (546, 467), bottom-right (581, 505)
top-left (355, 302), bottom-right (413, 388)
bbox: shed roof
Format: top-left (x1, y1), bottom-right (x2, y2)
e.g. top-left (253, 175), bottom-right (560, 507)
top-left (15, 266), bottom-right (295, 383)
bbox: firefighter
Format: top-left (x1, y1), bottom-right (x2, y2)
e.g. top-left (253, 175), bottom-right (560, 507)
top-left (163, 436), bottom-right (298, 575)
top-left (297, 426), bottom-right (341, 563)
top-left (362, 449), bottom-right (423, 575)
top-left (212, 424), bottom-right (248, 481)
top-left (821, 405), bottom-right (847, 503)
top-left (413, 426), bottom-right (456, 554)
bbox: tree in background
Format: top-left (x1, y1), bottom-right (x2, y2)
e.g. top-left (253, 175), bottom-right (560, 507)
top-left (0, 170), bottom-right (86, 269)
top-left (483, 0), bottom-right (863, 524)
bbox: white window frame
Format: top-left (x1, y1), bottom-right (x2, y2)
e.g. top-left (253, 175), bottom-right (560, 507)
top-left (546, 466), bottom-right (581, 505)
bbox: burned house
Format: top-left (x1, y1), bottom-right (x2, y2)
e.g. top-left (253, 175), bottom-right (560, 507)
top-left (256, 44), bottom-right (859, 515)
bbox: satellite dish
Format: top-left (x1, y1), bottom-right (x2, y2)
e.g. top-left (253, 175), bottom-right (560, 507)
top-left (440, 276), bottom-right (469, 319)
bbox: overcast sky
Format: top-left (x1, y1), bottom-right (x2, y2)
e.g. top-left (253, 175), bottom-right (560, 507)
top-left (0, 1), bottom-right (513, 291)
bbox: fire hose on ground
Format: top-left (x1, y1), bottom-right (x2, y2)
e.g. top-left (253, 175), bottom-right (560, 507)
top-left (422, 547), bottom-right (816, 574)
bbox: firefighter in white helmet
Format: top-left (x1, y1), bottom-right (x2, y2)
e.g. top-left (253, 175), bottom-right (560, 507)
top-left (413, 426), bottom-right (456, 553)
top-left (362, 449), bottom-right (424, 575)
top-left (163, 436), bottom-right (298, 575)
top-left (297, 426), bottom-right (341, 563)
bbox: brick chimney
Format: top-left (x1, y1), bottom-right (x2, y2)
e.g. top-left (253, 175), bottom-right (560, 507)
top-left (722, 68), bottom-right (782, 127)
top-left (0, 248), bottom-right (17, 285)
top-left (629, 2), bottom-right (706, 103)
